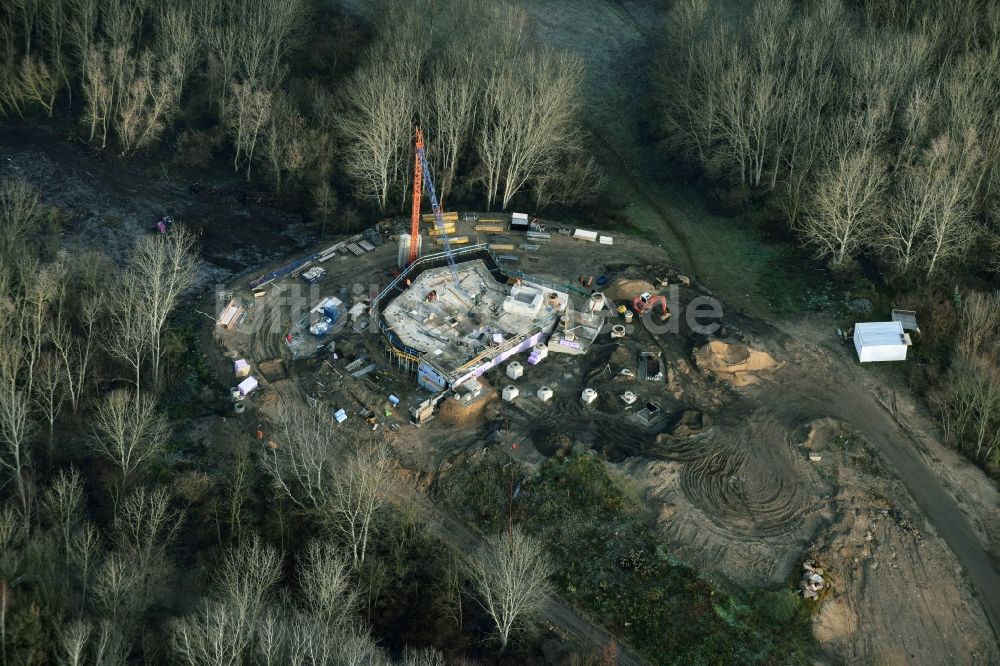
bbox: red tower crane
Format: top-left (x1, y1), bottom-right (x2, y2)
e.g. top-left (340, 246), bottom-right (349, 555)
top-left (407, 128), bottom-right (424, 265)
top-left (407, 127), bottom-right (460, 287)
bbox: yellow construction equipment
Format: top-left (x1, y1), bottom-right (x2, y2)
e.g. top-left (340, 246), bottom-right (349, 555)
top-left (422, 211), bottom-right (458, 223)
top-left (436, 235), bottom-right (469, 245)
top-left (427, 225), bottom-right (457, 236)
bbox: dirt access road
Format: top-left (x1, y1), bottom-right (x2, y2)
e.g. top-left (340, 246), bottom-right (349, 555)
top-left (789, 342), bottom-right (1000, 642)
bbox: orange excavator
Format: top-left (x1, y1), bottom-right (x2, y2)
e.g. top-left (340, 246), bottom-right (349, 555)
top-left (633, 292), bottom-right (670, 321)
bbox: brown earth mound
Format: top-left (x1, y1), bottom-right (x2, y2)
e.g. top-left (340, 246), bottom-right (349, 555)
top-left (437, 382), bottom-right (496, 425)
top-left (603, 278), bottom-right (656, 303)
top-left (669, 409), bottom-right (711, 437)
top-left (694, 340), bottom-right (782, 386)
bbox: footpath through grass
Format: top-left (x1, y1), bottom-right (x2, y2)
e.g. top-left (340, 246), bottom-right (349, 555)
top-left (440, 449), bottom-right (818, 664)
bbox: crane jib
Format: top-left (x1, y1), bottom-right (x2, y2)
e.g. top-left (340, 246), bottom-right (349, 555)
top-left (417, 144), bottom-right (460, 288)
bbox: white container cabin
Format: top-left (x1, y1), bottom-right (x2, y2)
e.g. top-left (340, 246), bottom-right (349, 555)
top-left (854, 321), bottom-right (911, 363)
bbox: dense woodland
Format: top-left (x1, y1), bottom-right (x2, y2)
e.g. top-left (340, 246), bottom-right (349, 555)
top-left (0, 0), bottom-right (600, 216)
top-left (0, 0), bottom-right (999, 663)
top-left (653, 0), bottom-right (1000, 471)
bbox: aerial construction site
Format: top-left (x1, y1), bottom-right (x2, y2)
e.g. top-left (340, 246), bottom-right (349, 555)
top-left (5, 0), bottom-right (1000, 662)
top-left (210, 127), bottom-right (1000, 664)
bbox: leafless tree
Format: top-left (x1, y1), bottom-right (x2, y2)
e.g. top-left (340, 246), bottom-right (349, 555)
top-left (311, 181), bottom-right (336, 238)
top-left (171, 534), bottom-right (282, 665)
top-left (498, 50), bottom-right (583, 209)
top-left (60, 619), bottom-right (90, 666)
top-left (20, 259), bottom-right (66, 397)
top-left (0, 388), bottom-right (34, 533)
top-left (69, 522), bottom-right (102, 614)
top-left (232, 0), bottom-right (306, 87)
top-left (93, 550), bottom-right (142, 621)
top-left (114, 486), bottom-right (184, 576)
top-left (401, 647), bottom-right (446, 666)
top-left (110, 486), bottom-right (184, 619)
top-left (129, 226), bottom-right (199, 386)
top-left (297, 540), bottom-right (357, 629)
top-left (15, 57), bottom-right (59, 116)
top-left (920, 131), bottom-right (981, 277)
top-left (469, 527), bottom-right (552, 652)
top-left (40, 467), bottom-right (83, 570)
top-left (261, 91), bottom-right (326, 190)
top-left (80, 41), bottom-right (179, 154)
top-left (425, 57), bottom-right (479, 207)
top-left (0, 177), bottom-right (41, 261)
top-left (225, 81), bottom-right (272, 181)
top-left (199, 0), bottom-right (305, 112)
top-left (104, 266), bottom-right (148, 392)
top-left (938, 291), bottom-right (1000, 465)
top-left (224, 443), bottom-right (251, 542)
top-left (260, 405), bottom-right (336, 510)
top-left (327, 445), bottom-right (392, 568)
top-left (338, 58), bottom-right (416, 212)
top-left (89, 390), bottom-right (169, 498)
top-left (957, 290), bottom-right (1000, 363)
top-left (796, 113), bottom-right (887, 266)
top-left (51, 291), bottom-right (102, 414)
top-left (532, 152), bottom-right (606, 209)
top-left (155, 1), bottom-right (199, 102)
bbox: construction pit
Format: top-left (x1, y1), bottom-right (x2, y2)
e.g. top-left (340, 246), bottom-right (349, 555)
top-left (212, 211), bottom-right (1000, 665)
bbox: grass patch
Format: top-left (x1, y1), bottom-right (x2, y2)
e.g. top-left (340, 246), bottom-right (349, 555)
top-left (440, 449), bottom-right (818, 664)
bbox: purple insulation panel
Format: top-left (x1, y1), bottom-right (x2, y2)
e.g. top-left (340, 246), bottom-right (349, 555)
top-left (451, 332), bottom-right (547, 387)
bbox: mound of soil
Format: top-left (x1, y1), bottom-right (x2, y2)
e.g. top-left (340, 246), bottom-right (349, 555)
top-left (437, 382), bottom-right (496, 425)
top-left (694, 340), bottom-right (782, 386)
top-left (603, 278), bottom-right (656, 303)
top-left (609, 344), bottom-right (632, 367)
top-left (668, 409), bottom-right (711, 437)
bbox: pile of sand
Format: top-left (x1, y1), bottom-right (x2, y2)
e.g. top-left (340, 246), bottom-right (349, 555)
top-left (437, 380), bottom-right (496, 425)
top-left (694, 340), bottom-right (782, 386)
top-left (603, 278), bottom-right (656, 303)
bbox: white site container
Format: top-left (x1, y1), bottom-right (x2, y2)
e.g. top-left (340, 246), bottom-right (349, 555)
top-left (502, 385), bottom-right (519, 402)
top-left (506, 361), bottom-right (524, 380)
top-left (581, 388), bottom-right (597, 405)
top-left (537, 386), bottom-right (553, 402)
top-left (854, 321), bottom-right (910, 363)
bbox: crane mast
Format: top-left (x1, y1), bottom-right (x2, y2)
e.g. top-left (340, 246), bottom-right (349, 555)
top-left (408, 127), bottom-right (460, 288)
top-left (407, 128), bottom-right (423, 265)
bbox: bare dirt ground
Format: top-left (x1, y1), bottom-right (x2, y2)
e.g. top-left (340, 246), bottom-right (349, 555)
top-left (617, 316), bottom-right (1000, 664)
